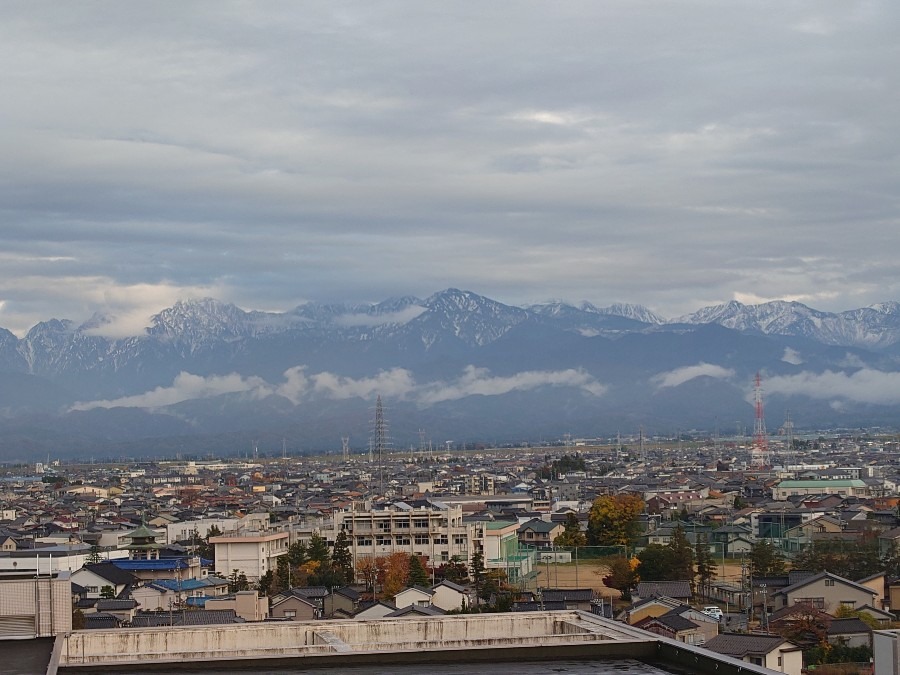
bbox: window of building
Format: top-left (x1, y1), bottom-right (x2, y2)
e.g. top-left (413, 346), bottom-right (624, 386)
top-left (375, 535), bottom-right (390, 546)
top-left (413, 519), bottom-right (429, 529)
top-left (825, 579), bottom-right (835, 586)
top-left (453, 535), bottom-right (467, 546)
top-left (284, 610), bottom-right (296, 619)
top-left (396, 536), bottom-right (410, 546)
top-left (415, 534), bottom-right (429, 545)
top-left (436, 535), bottom-right (448, 545)
top-left (357, 537), bottom-right (372, 546)
top-left (794, 597), bottom-right (825, 609)
top-left (396, 521), bottom-right (409, 529)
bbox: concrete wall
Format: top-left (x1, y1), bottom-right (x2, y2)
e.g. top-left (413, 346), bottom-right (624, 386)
top-left (56, 612), bottom-right (639, 668)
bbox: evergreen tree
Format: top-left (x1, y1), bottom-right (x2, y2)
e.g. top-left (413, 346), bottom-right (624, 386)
top-left (275, 555), bottom-right (291, 591)
top-left (100, 585), bottom-right (116, 599)
top-left (87, 545), bottom-right (103, 565)
top-left (228, 569), bottom-right (250, 592)
top-left (331, 530), bottom-right (354, 584)
top-left (286, 540), bottom-right (309, 567)
top-left (636, 544), bottom-right (672, 581)
top-left (257, 570), bottom-right (275, 596)
top-left (470, 551), bottom-right (486, 601)
top-left (408, 555), bottom-right (429, 587)
top-left (308, 531), bottom-right (330, 563)
top-left (669, 524), bottom-right (694, 582)
top-left (695, 534), bottom-right (716, 593)
top-left (748, 539), bottom-right (785, 577)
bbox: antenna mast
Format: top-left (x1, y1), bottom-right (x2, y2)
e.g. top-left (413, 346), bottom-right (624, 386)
top-left (751, 372), bottom-right (770, 467)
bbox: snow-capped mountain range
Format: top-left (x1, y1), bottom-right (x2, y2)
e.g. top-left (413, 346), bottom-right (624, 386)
top-left (2, 289), bottom-right (900, 459)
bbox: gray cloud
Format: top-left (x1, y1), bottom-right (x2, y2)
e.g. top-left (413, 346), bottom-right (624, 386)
top-left (1, 2), bottom-right (898, 334)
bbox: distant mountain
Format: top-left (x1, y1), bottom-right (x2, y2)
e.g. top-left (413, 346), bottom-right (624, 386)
top-left (676, 300), bottom-right (900, 348)
top-left (1, 290), bottom-right (900, 459)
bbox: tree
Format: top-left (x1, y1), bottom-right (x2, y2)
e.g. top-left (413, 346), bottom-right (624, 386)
top-left (275, 555), bottom-right (291, 592)
top-left (637, 544), bottom-right (673, 581)
top-left (228, 568), bottom-right (250, 592)
top-left (381, 552), bottom-right (410, 599)
top-left (256, 570), bottom-right (275, 597)
top-left (695, 534), bottom-right (716, 593)
top-left (669, 525), bottom-right (694, 583)
top-left (308, 531), bottom-right (330, 563)
top-left (601, 556), bottom-right (637, 600)
top-left (286, 541), bottom-right (309, 567)
top-left (470, 551), bottom-right (486, 600)
top-left (87, 545), bottom-right (103, 565)
top-left (748, 539), bottom-right (785, 577)
top-left (197, 525), bottom-right (221, 561)
top-left (773, 601), bottom-right (830, 649)
top-left (792, 533), bottom-right (882, 580)
top-left (408, 555), bottom-right (429, 587)
top-left (331, 529), bottom-right (354, 585)
top-left (440, 555), bottom-right (468, 584)
top-left (356, 556), bottom-right (384, 594)
top-left (588, 494), bottom-right (644, 547)
top-left (554, 513), bottom-right (587, 548)
top-left (100, 585), bottom-right (116, 599)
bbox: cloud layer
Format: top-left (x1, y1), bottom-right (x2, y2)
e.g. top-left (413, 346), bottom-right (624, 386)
top-left (652, 363), bottom-right (735, 389)
top-left (1, 3), bottom-right (898, 335)
top-left (70, 365), bottom-right (606, 411)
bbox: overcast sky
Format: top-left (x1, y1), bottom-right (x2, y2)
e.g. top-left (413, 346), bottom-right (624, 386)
top-left (1, 1), bottom-right (897, 337)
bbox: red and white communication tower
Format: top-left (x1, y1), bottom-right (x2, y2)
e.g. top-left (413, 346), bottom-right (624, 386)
top-left (750, 372), bottom-right (770, 467)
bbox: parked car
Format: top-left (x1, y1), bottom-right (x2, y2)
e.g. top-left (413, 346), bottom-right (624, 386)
top-left (701, 606), bottom-right (724, 621)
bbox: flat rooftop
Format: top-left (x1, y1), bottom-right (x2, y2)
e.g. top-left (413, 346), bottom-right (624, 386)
top-left (53, 612), bottom-right (775, 675)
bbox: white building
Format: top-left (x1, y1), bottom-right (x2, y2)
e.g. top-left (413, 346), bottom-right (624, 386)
top-left (210, 530), bottom-right (289, 582)
top-left (333, 500), bottom-right (473, 569)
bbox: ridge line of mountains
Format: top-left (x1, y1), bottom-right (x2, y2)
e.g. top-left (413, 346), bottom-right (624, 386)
top-left (2, 289), bottom-right (900, 460)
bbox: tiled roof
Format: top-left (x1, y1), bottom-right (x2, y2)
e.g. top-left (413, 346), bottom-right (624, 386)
top-left (704, 633), bottom-right (791, 657)
top-left (540, 588), bottom-right (593, 602)
top-left (636, 580), bottom-right (692, 599)
top-left (95, 599), bottom-right (138, 611)
top-left (82, 562), bottom-right (138, 586)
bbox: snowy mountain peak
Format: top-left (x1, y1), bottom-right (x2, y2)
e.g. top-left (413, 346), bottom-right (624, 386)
top-left (595, 303), bottom-right (666, 325)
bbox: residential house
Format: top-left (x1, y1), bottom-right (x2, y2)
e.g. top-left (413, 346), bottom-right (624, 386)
top-left (394, 586), bottom-right (434, 609)
top-left (516, 518), bottom-right (563, 549)
top-left (827, 617), bottom-right (872, 649)
top-left (633, 580), bottom-right (692, 604)
top-left (704, 634), bottom-right (802, 675)
top-left (70, 563), bottom-right (136, 599)
top-left (430, 580), bottom-right (470, 612)
top-left (771, 571), bottom-right (877, 614)
top-left (635, 612), bottom-right (708, 646)
top-left (618, 595), bottom-right (683, 625)
top-left (270, 592), bottom-right (319, 621)
top-left (205, 590), bottom-right (268, 622)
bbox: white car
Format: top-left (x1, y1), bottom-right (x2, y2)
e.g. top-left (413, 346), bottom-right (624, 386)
top-left (701, 606), bottom-right (724, 621)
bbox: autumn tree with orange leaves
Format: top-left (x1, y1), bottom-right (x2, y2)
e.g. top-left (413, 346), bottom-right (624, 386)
top-left (588, 494), bottom-right (645, 547)
top-left (381, 552), bottom-right (411, 599)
